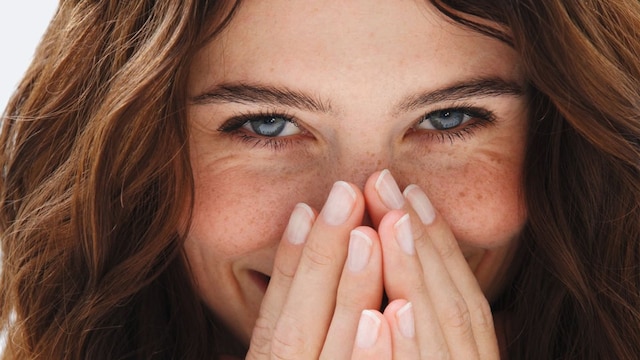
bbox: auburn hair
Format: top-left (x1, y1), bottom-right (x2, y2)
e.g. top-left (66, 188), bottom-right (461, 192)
top-left (433, 0), bottom-right (640, 358)
top-left (1, 0), bottom-right (638, 359)
top-left (1, 1), bottom-right (240, 358)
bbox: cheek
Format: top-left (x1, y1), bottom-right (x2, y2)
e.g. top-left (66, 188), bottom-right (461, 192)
top-left (395, 146), bottom-right (526, 300)
top-left (396, 146), bottom-right (527, 250)
top-left (187, 158), bottom-right (330, 260)
top-left (440, 162), bottom-right (525, 248)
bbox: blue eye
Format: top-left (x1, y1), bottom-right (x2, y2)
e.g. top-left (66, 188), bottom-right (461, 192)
top-left (241, 115), bottom-right (301, 137)
top-left (418, 109), bottom-right (472, 130)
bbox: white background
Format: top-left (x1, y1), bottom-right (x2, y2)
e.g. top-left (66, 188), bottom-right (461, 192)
top-left (0, 1), bottom-right (59, 351)
top-left (1, 2), bottom-right (58, 113)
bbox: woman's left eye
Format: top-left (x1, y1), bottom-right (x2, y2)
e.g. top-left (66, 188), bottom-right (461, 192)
top-left (418, 108), bottom-right (474, 130)
top-left (241, 115), bottom-right (301, 137)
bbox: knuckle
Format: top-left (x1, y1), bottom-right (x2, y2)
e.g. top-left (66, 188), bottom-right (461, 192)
top-left (248, 316), bottom-right (273, 353)
top-left (270, 315), bottom-right (307, 360)
top-left (468, 296), bottom-right (495, 330)
top-left (272, 257), bottom-right (296, 280)
top-left (335, 289), bottom-right (364, 311)
top-left (301, 242), bottom-right (335, 268)
top-left (442, 295), bottom-right (472, 331)
top-left (247, 317), bottom-right (271, 359)
top-left (435, 236), bottom-right (459, 260)
top-left (422, 346), bottom-right (451, 360)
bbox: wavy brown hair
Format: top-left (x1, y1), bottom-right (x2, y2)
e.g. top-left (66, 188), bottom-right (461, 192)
top-left (1, 0), bottom-right (639, 359)
top-left (433, 0), bottom-right (640, 358)
top-left (0, 0), bottom-right (240, 358)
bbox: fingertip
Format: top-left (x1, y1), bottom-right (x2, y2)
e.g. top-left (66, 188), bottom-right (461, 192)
top-left (320, 181), bottom-right (359, 226)
top-left (284, 203), bottom-right (316, 245)
top-left (403, 184), bottom-right (436, 225)
top-left (363, 170), bottom-right (395, 227)
top-left (347, 229), bottom-right (373, 273)
top-left (351, 310), bottom-right (392, 359)
top-left (355, 310), bottom-right (382, 349)
top-left (383, 299), bottom-right (414, 337)
top-left (374, 169), bottom-right (405, 210)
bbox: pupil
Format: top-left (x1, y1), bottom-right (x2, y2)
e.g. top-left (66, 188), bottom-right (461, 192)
top-left (432, 110), bottom-right (464, 129)
top-left (251, 116), bottom-right (286, 136)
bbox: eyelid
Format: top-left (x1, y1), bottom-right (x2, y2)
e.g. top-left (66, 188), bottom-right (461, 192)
top-left (217, 110), bottom-right (308, 151)
top-left (418, 105), bottom-right (495, 126)
top-left (410, 104), bottom-right (497, 143)
top-left (420, 104), bottom-right (493, 121)
top-left (217, 110), bottom-right (300, 133)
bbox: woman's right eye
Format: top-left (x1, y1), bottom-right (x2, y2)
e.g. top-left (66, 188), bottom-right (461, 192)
top-left (240, 115), bottom-right (301, 137)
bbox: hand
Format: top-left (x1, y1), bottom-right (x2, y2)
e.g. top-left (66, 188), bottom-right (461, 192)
top-left (350, 170), bottom-right (500, 359)
top-left (246, 181), bottom-right (386, 359)
top-left (246, 171), bottom-right (501, 359)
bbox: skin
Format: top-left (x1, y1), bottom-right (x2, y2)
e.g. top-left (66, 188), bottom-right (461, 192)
top-left (185, 0), bottom-right (528, 357)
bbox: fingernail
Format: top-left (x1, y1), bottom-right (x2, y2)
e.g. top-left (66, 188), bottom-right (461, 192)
top-left (375, 169), bottom-right (405, 209)
top-left (396, 302), bottom-right (415, 338)
top-left (321, 181), bottom-right (356, 226)
top-left (356, 310), bottom-right (380, 349)
top-left (347, 230), bottom-right (372, 272)
top-left (404, 185), bottom-right (435, 225)
top-left (285, 203), bottom-right (315, 245)
top-left (394, 214), bottom-right (415, 255)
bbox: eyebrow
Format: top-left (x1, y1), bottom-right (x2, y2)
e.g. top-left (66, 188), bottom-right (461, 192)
top-left (190, 83), bottom-right (333, 113)
top-left (395, 77), bottom-right (524, 113)
top-left (190, 77), bottom-right (524, 114)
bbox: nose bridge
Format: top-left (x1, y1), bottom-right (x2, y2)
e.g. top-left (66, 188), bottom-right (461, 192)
top-left (329, 139), bottom-right (392, 190)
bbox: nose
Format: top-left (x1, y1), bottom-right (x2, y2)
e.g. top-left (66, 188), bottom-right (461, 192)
top-left (327, 140), bottom-right (393, 190)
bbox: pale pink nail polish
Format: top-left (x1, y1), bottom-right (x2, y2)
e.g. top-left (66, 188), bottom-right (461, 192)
top-left (404, 184), bottom-right (435, 225)
top-left (375, 169), bottom-right (405, 209)
top-left (285, 203), bottom-right (315, 245)
top-left (356, 310), bottom-right (380, 349)
top-left (347, 230), bottom-right (372, 272)
top-left (396, 302), bottom-right (415, 338)
top-left (321, 181), bottom-right (356, 226)
top-left (394, 214), bottom-right (415, 255)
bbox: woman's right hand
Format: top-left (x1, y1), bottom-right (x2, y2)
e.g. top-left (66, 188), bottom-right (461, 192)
top-left (246, 181), bottom-right (389, 359)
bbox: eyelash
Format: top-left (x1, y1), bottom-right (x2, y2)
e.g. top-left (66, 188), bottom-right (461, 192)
top-left (218, 106), bottom-right (496, 150)
top-left (415, 105), bottom-right (496, 144)
top-left (218, 110), bottom-right (302, 150)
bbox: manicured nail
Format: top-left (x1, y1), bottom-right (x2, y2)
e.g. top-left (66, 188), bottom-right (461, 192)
top-left (404, 184), bottom-right (435, 225)
top-left (285, 203), bottom-right (315, 245)
top-left (396, 302), bottom-right (415, 338)
top-left (375, 169), bottom-right (405, 209)
top-left (347, 230), bottom-right (372, 272)
top-left (321, 181), bottom-right (356, 226)
top-left (394, 214), bottom-right (415, 255)
top-left (356, 310), bottom-right (380, 349)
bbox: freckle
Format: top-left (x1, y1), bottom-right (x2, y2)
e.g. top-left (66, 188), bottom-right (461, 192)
top-left (476, 193), bottom-right (484, 201)
top-left (458, 191), bottom-right (467, 198)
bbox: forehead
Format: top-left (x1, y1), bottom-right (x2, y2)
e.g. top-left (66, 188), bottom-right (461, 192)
top-left (190, 0), bottom-right (521, 101)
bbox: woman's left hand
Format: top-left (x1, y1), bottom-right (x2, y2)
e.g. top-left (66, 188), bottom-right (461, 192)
top-left (350, 170), bottom-right (501, 359)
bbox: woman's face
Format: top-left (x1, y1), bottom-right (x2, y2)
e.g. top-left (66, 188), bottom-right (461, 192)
top-left (186, 0), bottom-right (528, 343)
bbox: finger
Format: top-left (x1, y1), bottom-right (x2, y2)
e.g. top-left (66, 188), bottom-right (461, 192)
top-left (404, 184), bottom-right (499, 358)
top-left (383, 299), bottom-right (420, 360)
top-left (270, 181), bottom-right (365, 359)
top-left (363, 169), bottom-right (405, 228)
top-left (247, 203), bottom-right (315, 359)
top-left (321, 227), bottom-right (384, 359)
top-left (368, 170), bottom-right (499, 358)
top-left (365, 170), bottom-right (450, 356)
top-left (350, 310), bottom-right (392, 360)
top-left (377, 210), bottom-right (451, 358)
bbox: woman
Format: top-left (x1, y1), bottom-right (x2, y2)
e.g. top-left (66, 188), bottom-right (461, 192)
top-left (1, 0), bottom-right (638, 359)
